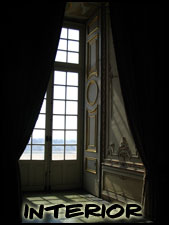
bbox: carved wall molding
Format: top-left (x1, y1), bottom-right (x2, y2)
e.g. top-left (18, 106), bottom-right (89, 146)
top-left (118, 137), bottom-right (131, 162)
top-left (85, 157), bottom-right (97, 174)
top-left (105, 137), bottom-right (140, 161)
top-left (107, 143), bottom-right (116, 157)
top-left (86, 80), bottom-right (98, 106)
top-left (102, 161), bottom-right (145, 174)
top-left (86, 108), bottom-right (98, 152)
top-left (101, 168), bottom-right (144, 204)
top-left (104, 137), bottom-right (144, 171)
top-left (87, 15), bottom-right (99, 36)
top-left (88, 105), bottom-right (98, 114)
top-left (87, 34), bottom-right (99, 79)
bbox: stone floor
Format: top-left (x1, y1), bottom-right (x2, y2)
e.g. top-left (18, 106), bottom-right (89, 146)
top-left (22, 190), bottom-right (152, 223)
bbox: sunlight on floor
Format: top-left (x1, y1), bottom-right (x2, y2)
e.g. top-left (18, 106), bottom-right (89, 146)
top-left (22, 190), bottom-right (151, 223)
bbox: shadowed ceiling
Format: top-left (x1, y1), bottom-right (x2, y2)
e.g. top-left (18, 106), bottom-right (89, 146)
top-left (64, 2), bottom-right (103, 20)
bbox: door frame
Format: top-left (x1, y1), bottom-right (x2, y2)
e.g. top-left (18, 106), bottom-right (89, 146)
top-left (19, 20), bottom-right (86, 192)
top-left (83, 7), bottom-right (102, 197)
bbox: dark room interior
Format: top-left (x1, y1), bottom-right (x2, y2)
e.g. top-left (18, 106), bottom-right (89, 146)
top-left (1, 2), bottom-right (165, 224)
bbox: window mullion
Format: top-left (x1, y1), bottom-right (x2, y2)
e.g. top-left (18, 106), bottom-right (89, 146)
top-left (30, 135), bottom-right (33, 160)
top-left (45, 71), bottom-right (54, 162)
top-left (51, 25), bottom-right (81, 161)
top-left (64, 72), bottom-right (67, 160)
top-left (66, 31), bottom-right (68, 63)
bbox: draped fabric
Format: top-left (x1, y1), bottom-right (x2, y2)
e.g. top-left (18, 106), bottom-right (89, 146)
top-left (109, 3), bottom-right (165, 223)
top-left (2, 5), bottom-right (66, 223)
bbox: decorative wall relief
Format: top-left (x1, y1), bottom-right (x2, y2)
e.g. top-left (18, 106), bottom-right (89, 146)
top-left (105, 138), bottom-right (144, 172)
top-left (86, 80), bottom-right (98, 106)
top-left (85, 157), bottom-right (97, 174)
top-left (85, 12), bottom-right (99, 155)
top-left (87, 34), bottom-right (99, 79)
top-left (87, 16), bottom-right (99, 36)
top-left (86, 107), bottom-right (98, 152)
top-left (107, 143), bottom-right (115, 157)
top-left (84, 9), bottom-right (101, 197)
top-left (118, 137), bottom-right (131, 165)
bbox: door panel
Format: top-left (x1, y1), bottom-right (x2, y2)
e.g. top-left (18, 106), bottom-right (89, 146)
top-left (83, 9), bottom-right (102, 197)
top-left (19, 22), bottom-right (85, 192)
top-left (20, 161), bottom-right (45, 191)
top-left (50, 161), bottom-right (81, 190)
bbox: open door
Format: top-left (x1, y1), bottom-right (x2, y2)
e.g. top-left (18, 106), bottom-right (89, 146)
top-left (83, 8), bottom-right (102, 197)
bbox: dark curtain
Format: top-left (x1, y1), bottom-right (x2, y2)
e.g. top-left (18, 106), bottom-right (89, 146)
top-left (2, 5), bottom-right (65, 224)
top-left (109, 3), bottom-right (165, 223)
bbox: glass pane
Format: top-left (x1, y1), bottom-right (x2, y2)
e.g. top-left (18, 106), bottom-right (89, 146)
top-left (20, 145), bottom-right (31, 160)
top-left (66, 131), bottom-right (77, 144)
top-left (66, 116), bottom-right (77, 129)
top-left (55, 50), bottom-right (66, 62)
top-left (52, 131), bottom-right (64, 144)
top-left (32, 129), bottom-right (45, 144)
top-left (32, 145), bottom-right (44, 160)
top-left (66, 87), bottom-right (78, 100)
top-left (66, 101), bottom-right (78, 115)
top-left (68, 40), bottom-right (79, 52)
top-left (54, 86), bottom-right (65, 99)
top-left (40, 99), bottom-right (46, 113)
top-left (52, 146), bottom-right (64, 160)
top-left (53, 100), bottom-right (65, 114)
top-left (67, 72), bottom-right (78, 86)
top-left (58, 39), bottom-right (67, 50)
top-left (61, 28), bottom-right (67, 39)
top-left (67, 52), bottom-right (79, 64)
top-left (34, 114), bottom-right (46, 129)
top-left (65, 146), bottom-right (77, 160)
top-left (53, 115), bottom-right (65, 129)
top-left (54, 71), bottom-right (66, 85)
top-left (68, 29), bottom-right (79, 40)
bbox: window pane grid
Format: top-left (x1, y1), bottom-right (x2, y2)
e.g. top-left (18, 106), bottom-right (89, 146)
top-left (20, 26), bottom-right (81, 162)
top-left (58, 47), bottom-right (79, 54)
top-left (20, 97), bottom-right (46, 160)
top-left (55, 27), bottom-right (80, 64)
top-left (53, 84), bottom-right (78, 87)
top-left (52, 71), bottom-right (79, 161)
top-left (52, 129), bottom-right (77, 131)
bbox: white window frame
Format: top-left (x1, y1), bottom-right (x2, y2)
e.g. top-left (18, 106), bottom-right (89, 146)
top-left (20, 21), bottom-right (85, 162)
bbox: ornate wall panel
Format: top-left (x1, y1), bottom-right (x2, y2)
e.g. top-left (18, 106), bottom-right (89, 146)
top-left (87, 34), bottom-right (99, 79)
top-left (86, 80), bottom-right (98, 106)
top-left (102, 169), bottom-right (144, 203)
top-left (86, 107), bottom-right (98, 152)
top-left (87, 16), bottom-right (99, 35)
top-left (83, 9), bottom-right (101, 197)
top-left (85, 157), bottom-right (97, 174)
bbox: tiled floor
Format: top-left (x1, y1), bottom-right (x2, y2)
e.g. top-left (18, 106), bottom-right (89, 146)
top-left (22, 190), bottom-right (151, 223)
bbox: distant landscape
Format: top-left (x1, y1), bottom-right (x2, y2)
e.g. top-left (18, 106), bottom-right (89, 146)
top-left (25, 138), bottom-right (76, 152)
